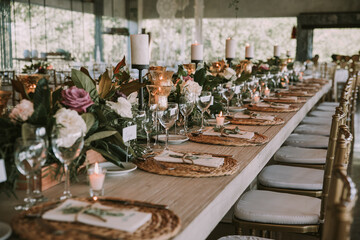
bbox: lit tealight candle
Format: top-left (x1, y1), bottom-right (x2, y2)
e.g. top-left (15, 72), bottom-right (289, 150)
top-left (264, 87), bottom-right (270, 97)
top-left (191, 41), bottom-right (203, 61)
top-left (216, 111), bottom-right (225, 127)
top-left (88, 162), bottom-right (106, 196)
top-left (253, 92), bottom-right (261, 103)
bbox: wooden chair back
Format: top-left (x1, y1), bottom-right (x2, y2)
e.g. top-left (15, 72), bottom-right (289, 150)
top-left (319, 107), bottom-right (347, 221)
top-left (0, 90), bottom-right (12, 116)
top-left (11, 77), bottom-right (29, 106)
top-left (322, 168), bottom-right (356, 240)
top-left (321, 126), bottom-right (353, 232)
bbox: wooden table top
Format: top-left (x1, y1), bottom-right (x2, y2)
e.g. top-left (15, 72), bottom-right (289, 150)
top-left (0, 82), bottom-right (331, 240)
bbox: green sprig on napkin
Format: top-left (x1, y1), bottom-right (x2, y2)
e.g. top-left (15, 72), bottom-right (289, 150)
top-left (213, 126), bottom-right (245, 135)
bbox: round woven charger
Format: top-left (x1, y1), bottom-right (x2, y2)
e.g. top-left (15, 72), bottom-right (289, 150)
top-left (12, 198), bottom-right (181, 240)
top-left (188, 132), bottom-right (269, 147)
top-left (264, 97), bottom-right (307, 104)
top-left (303, 78), bottom-right (329, 85)
top-left (276, 91), bottom-right (314, 97)
top-left (245, 104), bottom-right (299, 113)
top-left (227, 116), bottom-right (284, 126)
top-left (136, 154), bottom-right (240, 178)
top-left (288, 86), bottom-right (318, 93)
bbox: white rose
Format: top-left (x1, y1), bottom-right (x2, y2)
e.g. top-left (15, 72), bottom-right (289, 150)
top-left (9, 99), bottom-right (34, 122)
top-left (127, 92), bottom-right (138, 105)
top-left (107, 97), bottom-right (133, 118)
top-left (181, 80), bottom-right (202, 100)
top-left (220, 67), bottom-right (237, 80)
top-left (54, 108), bottom-right (86, 148)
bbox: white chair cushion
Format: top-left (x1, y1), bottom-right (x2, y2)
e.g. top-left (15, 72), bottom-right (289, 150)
top-left (309, 110), bottom-right (333, 118)
top-left (294, 124), bottom-right (331, 136)
top-left (218, 236), bottom-right (272, 240)
top-left (319, 102), bottom-right (338, 107)
top-left (316, 105), bottom-right (336, 112)
top-left (234, 190), bottom-right (321, 225)
top-left (301, 116), bottom-right (331, 125)
top-left (334, 69), bottom-right (349, 83)
top-left (284, 134), bottom-right (329, 148)
top-left (274, 146), bottom-right (327, 164)
top-left (258, 165), bottom-right (324, 190)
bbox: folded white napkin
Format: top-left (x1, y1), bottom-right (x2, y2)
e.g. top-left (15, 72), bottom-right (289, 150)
top-left (202, 126), bottom-right (254, 140)
top-left (265, 96), bottom-right (298, 101)
top-left (154, 150), bottom-right (224, 168)
top-left (233, 112), bottom-right (275, 121)
top-left (42, 199), bottom-right (152, 233)
top-left (255, 102), bottom-right (290, 109)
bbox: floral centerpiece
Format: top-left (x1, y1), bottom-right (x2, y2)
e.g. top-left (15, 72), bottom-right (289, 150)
top-left (0, 57), bottom-right (144, 196)
top-left (22, 61), bottom-right (51, 74)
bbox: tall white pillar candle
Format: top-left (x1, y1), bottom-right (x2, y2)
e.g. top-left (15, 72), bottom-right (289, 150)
top-left (130, 34), bottom-right (149, 65)
top-left (245, 44), bottom-right (254, 59)
top-left (286, 50), bottom-right (291, 57)
top-left (191, 41), bottom-right (203, 61)
top-left (274, 44), bottom-right (281, 57)
top-left (225, 38), bottom-right (236, 59)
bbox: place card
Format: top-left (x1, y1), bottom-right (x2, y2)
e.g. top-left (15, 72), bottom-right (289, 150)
top-left (123, 125), bottom-right (137, 142)
top-left (0, 159), bottom-right (7, 183)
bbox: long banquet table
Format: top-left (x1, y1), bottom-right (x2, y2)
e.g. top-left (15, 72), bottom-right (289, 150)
top-left (0, 82), bottom-right (331, 240)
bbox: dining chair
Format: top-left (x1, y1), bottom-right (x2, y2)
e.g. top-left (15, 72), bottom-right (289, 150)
top-left (258, 108), bottom-right (345, 197)
top-left (0, 70), bottom-right (16, 86)
top-left (0, 90), bottom-right (12, 116)
top-left (232, 126), bottom-right (353, 238)
top-left (11, 77), bottom-right (29, 106)
top-left (223, 168), bottom-right (356, 240)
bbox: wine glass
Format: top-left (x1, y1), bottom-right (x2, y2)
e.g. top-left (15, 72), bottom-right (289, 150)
top-left (157, 102), bottom-right (179, 151)
top-left (196, 91), bottom-right (212, 131)
top-left (52, 127), bottom-right (84, 200)
top-left (143, 107), bottom-right (157, 153)
top-left (220, 83), bottom-right (235, 114)
top-left (235, 83), bottom-right (244, 107)
top-left (179, 93), bottom-right (195, 135)
top-left (14, 137), bottom-right (46, 210)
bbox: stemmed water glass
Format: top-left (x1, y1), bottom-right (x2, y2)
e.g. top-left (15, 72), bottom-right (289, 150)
top-left (196, 91), bottom-right (212, 131)
top-left (235, 83), bottom-right (244, 107)
top-left (157, 102), bottom-right (179, 151)
top-left (52, 127), bottom-right (84, 200)
top-left (179, 93), bottom-right (195, 135)
top-left (142, 108), bottom-right (156, 153)
top-left (220, 83), bottom-right (235, 114)
top-left (14, 137), bottom-right (46, 210)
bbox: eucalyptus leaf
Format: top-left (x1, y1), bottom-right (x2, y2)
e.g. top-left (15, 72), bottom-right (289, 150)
top-left (84, 131), bottom-right (118, 146)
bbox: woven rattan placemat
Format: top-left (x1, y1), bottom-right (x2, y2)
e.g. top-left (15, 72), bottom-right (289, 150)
top-left (226, 116), bottom-right (284, 126)
top-left (245, 104), bottom-right (300, 112)
top-left (264, 97), bottom-right (307, 104)
top-left (188, 131), bottom-right (269, 146)
top-left (136, 153), bottom-right (240, 178)
top-left (12, 197), bottom-right (181, 240)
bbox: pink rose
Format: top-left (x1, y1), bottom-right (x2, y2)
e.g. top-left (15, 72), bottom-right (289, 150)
top-left (183, 75), bottom-right (193, 82)
top-left (61, 86), bottom-right (94, 113)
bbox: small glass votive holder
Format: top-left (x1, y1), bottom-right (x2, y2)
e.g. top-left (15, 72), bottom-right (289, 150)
top-left (88, 165), bottom-right (106, 197)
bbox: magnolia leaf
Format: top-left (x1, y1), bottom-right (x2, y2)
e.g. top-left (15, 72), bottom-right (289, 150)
top-left (12, 78), bottom-right (30, 100)
top-left (194, 67), bottom-right (206, 86)
top-left (81, 113), bottom-right (95, 134)
top-left (98, 69), bottom-right (113, 99)
top-left (118, 81), bottom-right (146, 96)
top-left (32, 78), bottom-right (51, 112)
top-left (28, 103), bottom-right (48, 126)
top-left (80, 67), bottom-right (96, 85)
top-left (114, 56), bottom-right (126, 74)
top-left (71, 69), bottom-right (99, 101)
top-left (84, 130), bottom-right (117, 146)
